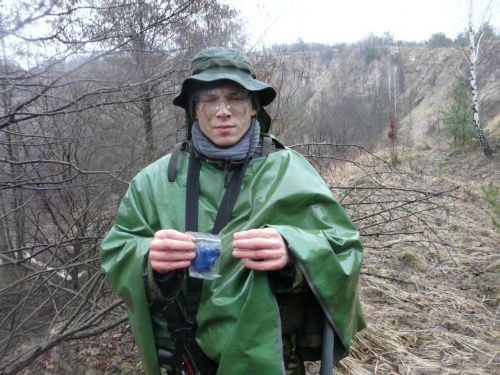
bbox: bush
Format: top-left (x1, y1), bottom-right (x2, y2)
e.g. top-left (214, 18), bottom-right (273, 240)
top-left (481, 182), bottom-right (500, 229)
top-left (440, 81), bottom-right (477, 147)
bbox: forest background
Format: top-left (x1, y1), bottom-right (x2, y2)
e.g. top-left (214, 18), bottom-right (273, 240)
top-left (1, 1), bottom-right (499, 374)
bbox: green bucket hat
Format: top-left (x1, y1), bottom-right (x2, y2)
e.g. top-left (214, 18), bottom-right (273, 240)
top-left (173, 47), bottom-right (277, 133)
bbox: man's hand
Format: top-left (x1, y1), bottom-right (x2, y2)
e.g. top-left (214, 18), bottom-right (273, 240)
top-left (150, 229), bottom-right (196, 273)
top-left (232, 228), bottom-right (292, 271)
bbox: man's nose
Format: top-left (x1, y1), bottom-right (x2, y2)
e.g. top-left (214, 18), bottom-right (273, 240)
top-left (215, 100), bottom-right (231, 114)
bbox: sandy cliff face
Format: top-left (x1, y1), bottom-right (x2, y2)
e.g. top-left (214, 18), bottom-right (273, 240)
top-left (287, 44), bottom-right (500, 146)
top-left (394, 46), bottom-right (500, 144)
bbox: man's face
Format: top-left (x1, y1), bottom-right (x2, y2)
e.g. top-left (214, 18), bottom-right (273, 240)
top-left (194, 83), bottom-right (256, 147)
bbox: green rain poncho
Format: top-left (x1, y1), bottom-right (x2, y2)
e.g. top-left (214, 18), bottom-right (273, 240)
top-left (100, 143), bottom-right (365, 375)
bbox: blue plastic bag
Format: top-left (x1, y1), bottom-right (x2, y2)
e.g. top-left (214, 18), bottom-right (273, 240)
top-left (187, 232), bottom-right (222, 280)
top-left (193, 245), bottom-right (221, 272)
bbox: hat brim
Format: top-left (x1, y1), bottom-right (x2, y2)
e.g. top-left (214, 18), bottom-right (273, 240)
top-left (173, 66), bottom-right (276, 109)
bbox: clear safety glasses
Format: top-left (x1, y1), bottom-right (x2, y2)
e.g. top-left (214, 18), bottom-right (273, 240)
top-left (195, 88), bottom-right (252, 115)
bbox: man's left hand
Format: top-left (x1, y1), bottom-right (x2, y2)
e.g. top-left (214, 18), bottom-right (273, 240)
top-left (232, 228), bottom-right (292, 271)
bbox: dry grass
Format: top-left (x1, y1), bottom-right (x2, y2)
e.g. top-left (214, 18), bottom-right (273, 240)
top-left (305, 144), bottom-right (500, 375)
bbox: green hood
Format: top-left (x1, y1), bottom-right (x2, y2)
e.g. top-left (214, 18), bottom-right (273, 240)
top-left (100, 147), bottom-right (365, 375)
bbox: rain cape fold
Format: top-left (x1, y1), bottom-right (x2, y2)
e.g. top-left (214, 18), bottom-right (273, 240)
top-left (100, 145), bottom-right (365, 375)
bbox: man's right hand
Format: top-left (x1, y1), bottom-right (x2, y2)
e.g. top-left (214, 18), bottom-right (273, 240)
top-left (150, 229), bottom-right (196, 273)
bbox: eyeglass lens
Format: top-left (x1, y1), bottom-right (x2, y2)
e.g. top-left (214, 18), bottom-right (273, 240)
top-left (197, 88), bottom-right (250, 114)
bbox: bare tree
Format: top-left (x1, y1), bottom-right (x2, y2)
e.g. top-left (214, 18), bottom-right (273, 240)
top-left (250, 47), bottom-right (309, 138)
top-left (0, 1), bottom-right (246, 373)
top-left (297, 44), bottom-right (399, 154)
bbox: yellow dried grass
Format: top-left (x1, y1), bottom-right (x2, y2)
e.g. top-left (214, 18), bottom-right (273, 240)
top-left (316, 145), bottom-right (500, 375)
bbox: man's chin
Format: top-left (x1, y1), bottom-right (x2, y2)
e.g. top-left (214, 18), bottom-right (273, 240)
top-left (211, 135), bottom-right (242, 147)
top-left (213, 140), bottom-right (236, 147)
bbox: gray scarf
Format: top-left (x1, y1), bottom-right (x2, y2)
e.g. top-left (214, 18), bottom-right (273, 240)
top-left (191, 118), bottom-right (261, 161)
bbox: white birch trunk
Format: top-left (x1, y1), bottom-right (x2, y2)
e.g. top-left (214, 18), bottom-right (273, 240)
top-left (467, 0), bottom-right (493, 155)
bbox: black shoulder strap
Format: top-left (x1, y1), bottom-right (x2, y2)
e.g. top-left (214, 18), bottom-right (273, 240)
top-left (185, 151), bottom-right (200, 232)
top-left (184, 152), bottom-right (249, 320)
top-left (185, 151), bottom-right (202, 320)
top-left (254, 135), bottom-right (285, 158)
top-left (184, 152), bottom-right (248, 235)
top-left (176, 137), bottom-right (282, 320)
top-left (211, 158), bottom-right (249, 235)
top-left (261, 136), bottom-right (272, 157)
top-left (168, 142), bottom-right (185, 183)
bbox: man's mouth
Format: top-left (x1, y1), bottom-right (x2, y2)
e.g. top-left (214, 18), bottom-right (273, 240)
top-left (215, 125), bottom-right (234, 132)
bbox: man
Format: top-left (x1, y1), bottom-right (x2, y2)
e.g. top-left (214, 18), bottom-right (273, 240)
top-left (100, 47), bottom-right (365, 375)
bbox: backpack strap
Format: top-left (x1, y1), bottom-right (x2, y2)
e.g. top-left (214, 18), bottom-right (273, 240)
top-left (211, 159), bottom-right (249, 235)
top-left (253, 135), bottom-right (285, 158)
top-left (261, 136), bottom-right (272, 157)
top-left (185, 151), bottom-right (200, 232)
top-left (170, 137), bottom-right (283, 320)
top-left (168, 142), bottom-right (186, 183)
top-left (184, 150), bottom-right (202, 320)
top-left (184, 151), bottom-right (249, 320)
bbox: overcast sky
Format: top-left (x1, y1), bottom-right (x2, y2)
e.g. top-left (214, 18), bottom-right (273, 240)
top-left (224, 0), bottom-right (500, 46)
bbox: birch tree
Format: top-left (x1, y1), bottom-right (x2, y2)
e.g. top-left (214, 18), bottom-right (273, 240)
top-left (462, 0), bottom-right (498, 155)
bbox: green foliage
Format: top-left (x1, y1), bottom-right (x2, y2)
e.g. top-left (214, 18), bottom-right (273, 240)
top-left (479, 22), bottom-right (500, 40)
top-left (270, 40), bottom-right (333, 53)
top-left (361, 32), bottom-right (394, 64)
top-left (365, 45), bottom-right (380, 63)
top-left (437, 160), bottom-right (448, 176)
top-left (454, 29), bottom-right (472, 46)
top-left (454, 22), bottom-right (500, 46)
top-left (440, 82), bottom-right (476, 147)
top-left (390, 150), bottom-right (400, 166)
top-left (427, 32), bottom-right (452, 48)
top-left (481, 182), bottom-right (500, 229)
top-left (382, 31), bottom-right (395, 45)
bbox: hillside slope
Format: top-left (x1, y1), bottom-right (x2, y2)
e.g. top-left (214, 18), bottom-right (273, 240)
top-left (285, 44), bottom-right (500, 148)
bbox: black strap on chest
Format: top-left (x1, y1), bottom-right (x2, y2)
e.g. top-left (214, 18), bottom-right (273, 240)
top-left (184, 151), bottom-right (250, 319)
top-left (185, 151), bottom-right (249, 236)
top-left (185, 151), bottom-right (201, 232)
top-left (168, 137), bottom-right (281, 320)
